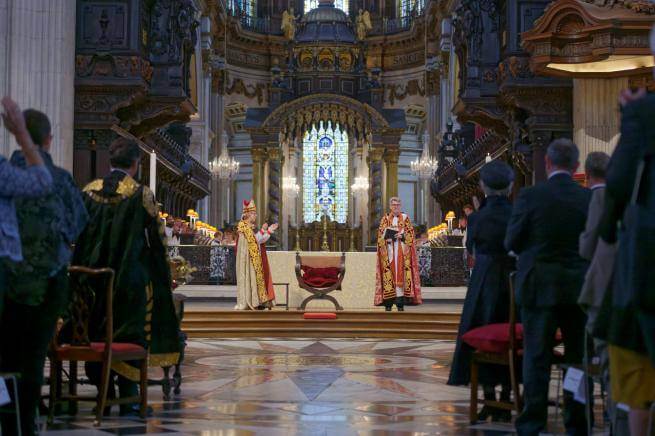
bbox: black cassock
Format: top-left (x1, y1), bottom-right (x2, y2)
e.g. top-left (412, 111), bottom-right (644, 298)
top-left (448, 196), bottom-right (515, 386)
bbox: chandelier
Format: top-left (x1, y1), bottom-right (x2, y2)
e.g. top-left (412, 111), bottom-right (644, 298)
top-left (283, 176), bottom-right (300, 195)
top-left (351, 139), bottom-right (369, 195)
top-left (209, 133), bottom-right (239, 180)
top-left (351, 175), bottom-right (369, 194)
top-left (411, 132), bottom-right (439, 180)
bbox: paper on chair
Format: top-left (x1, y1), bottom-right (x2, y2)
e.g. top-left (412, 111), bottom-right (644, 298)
top-left (0, 377), bottom-right (10, 406)
top-left (562, 367), bottom-right (587, 404)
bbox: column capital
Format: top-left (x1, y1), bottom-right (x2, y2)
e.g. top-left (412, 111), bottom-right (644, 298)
top-left (267, 146), bottom-right (283, 161)
top-left (251, 146), bottom-right (268, 161)
top-left (383, 147), bottom-right (400, 163)
top-left (368, 146), bottom-right (385, 162)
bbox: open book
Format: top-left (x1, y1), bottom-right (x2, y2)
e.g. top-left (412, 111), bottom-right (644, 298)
top-left (383, 227), bottom-right (401, 241)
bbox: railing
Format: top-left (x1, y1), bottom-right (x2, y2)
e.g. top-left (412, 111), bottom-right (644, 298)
top-left (225, 7), bottom-right (420, 36)
top-left (369, 16), bottom-right (415, 35)
top-left (150, 128), bottom-right (211, 192)
top-left (435, 131), bottom-right (506, 192)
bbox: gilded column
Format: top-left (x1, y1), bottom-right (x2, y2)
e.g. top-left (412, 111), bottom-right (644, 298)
top-left (368, 146), bottom-right (385, 244)
top-left (0, 0), bottom-right (76, 168)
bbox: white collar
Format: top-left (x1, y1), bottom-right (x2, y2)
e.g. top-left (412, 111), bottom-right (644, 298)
top-left (110, 167), bottom-right (131, 177)
top-left (590, 183), bottom-right (606, 190)
top-left (548, 170), bottom-right (572, 179)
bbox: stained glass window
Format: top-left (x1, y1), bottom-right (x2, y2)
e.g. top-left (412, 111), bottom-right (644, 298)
top-left (397, 0), bottom-right (423, 18)
top-left (228, 0), bottom-right (256, 16)
top-left (304, 0), bottom-right (349, 14)
top-left (303, 122), bottom-right (349, 223)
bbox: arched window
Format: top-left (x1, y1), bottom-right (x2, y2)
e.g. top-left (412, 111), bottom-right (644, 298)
top-left (229, 0), bottom-right (256, 16)
top-left (303, 122), bottom-right (349, 223)
top-left (304, 0), bottom-right (349, 14)
top-left (397, 0), bottom-right (423, 18)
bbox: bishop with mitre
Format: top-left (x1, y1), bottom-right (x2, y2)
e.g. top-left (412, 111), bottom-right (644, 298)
top-left (235, 200), bottom-right (277, 310)
top-left (375, 197), bottom-right (422, 311)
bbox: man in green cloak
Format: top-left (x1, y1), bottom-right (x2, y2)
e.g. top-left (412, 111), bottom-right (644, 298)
top-left (72, 137), bottom-right (180, 414)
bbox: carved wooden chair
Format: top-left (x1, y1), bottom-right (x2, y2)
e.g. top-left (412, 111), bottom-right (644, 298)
top-left (48, 266), bottom-right (148, 427)
top-left (294, 252), bottom-right (346, 311)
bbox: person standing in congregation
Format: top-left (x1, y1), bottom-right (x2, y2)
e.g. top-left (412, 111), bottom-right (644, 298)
top-left (235, 200), bottom-right (277, 310)
top-left (505, 138), bottom-right (591, 436)
top-left (448, 160), bottom-right (515, 422)
top-left (594, 84), bottom-right (655, 436)
top-left (0, 97), bottom-right (54, 436)
top-left (72, 138), bottom-right (181, 415)
top-left (0, 109), bottom-right (88, 436)
top-left (374, 197), bottom-right (422, 311)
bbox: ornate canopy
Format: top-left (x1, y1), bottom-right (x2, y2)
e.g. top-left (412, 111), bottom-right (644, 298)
top-left (522, 0), bottom-right (655, 77)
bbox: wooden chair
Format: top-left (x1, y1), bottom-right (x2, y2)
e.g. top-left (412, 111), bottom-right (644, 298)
top-left (294, 252), bottom-right (346, 311)
top-left (48, 266), bottom-right (148, 426)
top-left (469, 271), bottom-right (522, 423)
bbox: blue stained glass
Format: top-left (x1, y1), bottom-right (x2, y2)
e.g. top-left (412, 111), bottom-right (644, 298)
top-left (305, 0), bottom-right (349, 14)
top-left (303, 122), bottom-right (349, 224)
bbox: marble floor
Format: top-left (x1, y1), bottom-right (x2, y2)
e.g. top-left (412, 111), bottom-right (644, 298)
top-left (40, 339), bottom-right (606, 435)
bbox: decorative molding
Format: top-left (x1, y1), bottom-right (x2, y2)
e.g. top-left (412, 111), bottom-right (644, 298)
top-left (76, 54), bottom-right (153, 82)
top-left (385, 79), bottom-right (425, 105)
top-left (225, 77), bottom-right (267, 105)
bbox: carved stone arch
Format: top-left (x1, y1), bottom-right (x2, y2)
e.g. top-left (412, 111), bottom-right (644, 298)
top-left (261, 93), bottom-right (391, 144)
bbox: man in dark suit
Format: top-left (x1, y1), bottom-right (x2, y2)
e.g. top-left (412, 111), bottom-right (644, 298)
top-left (505, 138), bottom-right (592, 435)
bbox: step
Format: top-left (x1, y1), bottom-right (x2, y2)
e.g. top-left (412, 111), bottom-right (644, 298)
top-left (182, 310), bottom-right (461, 321)
top-left (182, 326), bottom-right (457, 340)
top-left (180, 310), bottom-right (461, 340)
top-left (182, 320), bottom-right (459, 332)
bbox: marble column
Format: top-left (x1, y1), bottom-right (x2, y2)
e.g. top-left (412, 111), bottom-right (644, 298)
top-left (0, 0), bottom-right (76, 169)
top-left (251, 146), bottom-right (268, 226)
top-left (267, 146), bottom-right (283, 242)
top-left (368, 146), bottom-right (385, 244)
top-left (384, 147), bottom-right (400, 203)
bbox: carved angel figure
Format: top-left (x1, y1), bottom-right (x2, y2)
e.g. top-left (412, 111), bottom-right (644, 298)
top-left (281, 8), bottom-right (297, 41)
top-left (356, 9), bottom-right (373, 41)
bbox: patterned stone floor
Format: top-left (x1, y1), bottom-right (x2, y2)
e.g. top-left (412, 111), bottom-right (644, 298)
top-left (39, 339), bottom-right (606, 435)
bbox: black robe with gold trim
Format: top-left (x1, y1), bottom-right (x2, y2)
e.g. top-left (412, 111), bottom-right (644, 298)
top-left (72, 170), bottom-right (180, 379)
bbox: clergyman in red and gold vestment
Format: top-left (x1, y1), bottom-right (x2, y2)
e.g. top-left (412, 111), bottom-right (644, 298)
top-left (235, 200), bottom-right (277, 310)
top-left (374, 197), bottom-right (422, 311)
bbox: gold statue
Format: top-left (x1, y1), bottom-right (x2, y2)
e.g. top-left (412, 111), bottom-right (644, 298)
top-left (356, 9), bottom-right (372, 41)
top-left (281, 8), bottom-right (297, 41)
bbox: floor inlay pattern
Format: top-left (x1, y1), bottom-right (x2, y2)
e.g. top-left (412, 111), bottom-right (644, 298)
top-left (39, 339), bottom-right (601, 435)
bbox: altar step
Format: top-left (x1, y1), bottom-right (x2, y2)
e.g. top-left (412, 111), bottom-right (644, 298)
top-left (181, 310), bottom-right (461, 340)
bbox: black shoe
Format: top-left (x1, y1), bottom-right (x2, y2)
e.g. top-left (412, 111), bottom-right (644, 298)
top-left (397, 305), bottom-right (404, 311)
top-left (477, 405), bottom-right (494, 421)
top-left (119, 404), bottom-right (153, 417)
top-left (492, 409), bottom-right (512, 423)
top-left (395, 297), bottom-right (404, 311)
top-left (385, 305), bottom-right (392, 312)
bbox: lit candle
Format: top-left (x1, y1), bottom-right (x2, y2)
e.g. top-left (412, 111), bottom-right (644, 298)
top-left (149, 151), bottom-right (157, 195)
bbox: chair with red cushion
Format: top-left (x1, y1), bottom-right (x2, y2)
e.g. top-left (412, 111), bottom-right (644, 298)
top-left (294, 252), bottom-right (346, 311)
top-left (465, 272), bottom-right (523, 423)
top-left (465, 272), bottom-right (565, 423)
top-left (47, 266), bottom-right (148, 427)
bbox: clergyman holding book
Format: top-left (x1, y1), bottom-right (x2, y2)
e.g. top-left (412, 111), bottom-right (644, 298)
top-left (374, 197), bottom-right (422, 311)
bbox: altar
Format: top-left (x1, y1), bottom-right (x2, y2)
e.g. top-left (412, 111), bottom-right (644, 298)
top-left (267, 251), bottom-right (378, 310)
